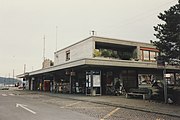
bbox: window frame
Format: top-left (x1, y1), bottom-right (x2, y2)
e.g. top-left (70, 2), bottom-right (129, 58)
top-left (140, 49), bottom-right (158, 62)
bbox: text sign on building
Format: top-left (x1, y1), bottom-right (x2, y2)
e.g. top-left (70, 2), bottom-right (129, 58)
top-left (86, 71), bottom-right (101, 87)
top-left (93, 75), bottom-right (101, 87)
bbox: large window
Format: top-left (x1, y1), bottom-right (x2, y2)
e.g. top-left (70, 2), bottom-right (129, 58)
top-left (150, 51), bottom-right (156, 61)
top-left (140, 48), bottom-right (158, 62)
top-left (143, 50), bottom-right (149, 61)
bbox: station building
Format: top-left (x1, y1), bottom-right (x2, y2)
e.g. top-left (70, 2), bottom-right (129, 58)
top-left (17, 36), bottom-right (180, 95)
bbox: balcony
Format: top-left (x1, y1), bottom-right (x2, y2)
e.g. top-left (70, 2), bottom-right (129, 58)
top-left (94, 42), bottom-right (138, 61)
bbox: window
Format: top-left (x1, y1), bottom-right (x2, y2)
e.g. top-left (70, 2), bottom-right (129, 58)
top-left (66, 50), bottom-right (70, 61)
top-left (141, 50), bottom-right (158, 61)
top-left (150, 51), bottom-right (156, 61)
top-left (143, 50), bottom-right (150, 61)
top-left (140, 47), bottom-right (159, 62)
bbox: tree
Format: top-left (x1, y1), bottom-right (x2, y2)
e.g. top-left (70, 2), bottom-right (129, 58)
top-left (151, 0), bottom-right (180, 64)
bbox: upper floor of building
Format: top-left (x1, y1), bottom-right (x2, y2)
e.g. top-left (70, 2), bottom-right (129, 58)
top-left (54, 36), bottom-right (159, 65)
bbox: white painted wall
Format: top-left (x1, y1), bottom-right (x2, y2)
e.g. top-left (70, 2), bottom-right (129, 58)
top-left (54, 37), bottom-right (94, 65)
top-left (54, 36), bottom-right (157, 65)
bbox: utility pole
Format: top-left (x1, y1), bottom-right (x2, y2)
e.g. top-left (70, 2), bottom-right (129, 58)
top-left (13, 69), bottom-right (15, 85)
top-left (24, 64), bottom-right (26, 73)
top-left (32, 66), bottom-right (34, 71)
top-left (8, 73), bottom-right (10, 87)
top-left (43, 35), bottom-right (46, 61)
top-left (55, 26), bottom-right (58, 52)
top-left (4, 75), bottom-right (7, 86)
top-left (4, 75), bottom-right (5, 86)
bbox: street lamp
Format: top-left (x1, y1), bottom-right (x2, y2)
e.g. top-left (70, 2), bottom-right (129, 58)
top-left (157, 56), bottom-right (167, 104)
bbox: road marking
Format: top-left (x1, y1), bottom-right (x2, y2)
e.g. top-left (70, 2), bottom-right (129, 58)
top-left (16, 103), bottom-right (36, 114)
top-left (2, 94), bottom-right (7, 96)
top-left (9, 93), bottom-right (15, 96)
top-left (60, 101), bottom-right (81, 108)
top-left (72, 107), bottom-right (112, 109)
top-left (100, 108), bottom-right (120, 120)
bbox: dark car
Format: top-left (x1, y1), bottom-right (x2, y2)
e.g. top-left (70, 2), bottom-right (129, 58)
top-left (0, 87), bottom-right (9, 90)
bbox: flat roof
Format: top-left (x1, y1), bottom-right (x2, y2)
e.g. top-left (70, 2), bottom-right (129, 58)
top-left (54, 36), bottom-right (154, 54)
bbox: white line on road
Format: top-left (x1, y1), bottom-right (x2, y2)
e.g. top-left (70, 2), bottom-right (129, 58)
top-left (72, 107), bottom-right (113, 109)
top-left (100, 107), bottom-right (120, 120)
top-left (60, 101), bottom-right (81, 108)
top-left (9, 93), bottom-right (15, 96)
top-left (16, 103), bottom-right (36, 114)
top-left (2, 94), bottom-right (7, 96)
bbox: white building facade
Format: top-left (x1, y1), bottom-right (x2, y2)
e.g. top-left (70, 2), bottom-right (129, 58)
top-left (17, 36), bottom-right (180, 96)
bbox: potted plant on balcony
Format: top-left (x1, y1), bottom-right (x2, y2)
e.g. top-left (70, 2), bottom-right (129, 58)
top-left (131, 50), bottom-right (139, 61)
top-left (101, 49), bottom-right (112, 58)
top-left (118, 51), bottom-right (132, 60)
top-left (93, 49), bottom-right (101, 57)
top-left (111, 51), bottom-right (119, 59)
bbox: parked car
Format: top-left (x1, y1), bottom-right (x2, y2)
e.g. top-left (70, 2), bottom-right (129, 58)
top-left (18, 85), bottom-right (24, 89)
top-left (0, 87), bottom-right (9, 90)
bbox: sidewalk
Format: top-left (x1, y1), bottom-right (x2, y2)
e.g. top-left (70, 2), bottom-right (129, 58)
top-left (17, 90), bottom-right (180, 118)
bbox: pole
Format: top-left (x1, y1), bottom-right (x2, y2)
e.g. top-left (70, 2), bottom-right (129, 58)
top-left (90, 70), bottom-right (94, 95)
top-left (24, 64), bottom-right (26, 73)
top-left (5, 75), bottom-right (7, 86)
top-left (4, 76), bottom-right (5, 86)
top-left (13, 69), bottom-right (15, 85)
top-left (43, 35), bottom-right (46, 61)
top-left (163, 67), bottom-right (167, 104)
top-left (8, 73), bottom-right (10, 87)
top-left (55, 26), bottom-right (58, 52)
top-left (69, 74), bottom-right (72, 94)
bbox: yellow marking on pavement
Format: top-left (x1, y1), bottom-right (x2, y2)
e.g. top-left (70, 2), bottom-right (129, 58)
top-left (100, 108), bottom-right (120, 120)
top-left (60, 101), bottom-right (81, 108)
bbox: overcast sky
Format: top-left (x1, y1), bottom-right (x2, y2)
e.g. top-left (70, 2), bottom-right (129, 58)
top-left (0, 0), bottom-right (178, 77)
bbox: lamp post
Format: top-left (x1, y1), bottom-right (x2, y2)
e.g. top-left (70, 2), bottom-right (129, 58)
top-left (163, 66), bottom-right (167, 104)
top-left (157, 56), bottom-right (167, 104)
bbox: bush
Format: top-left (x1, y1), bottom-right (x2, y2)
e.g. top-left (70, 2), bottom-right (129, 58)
top-left (118, 51), bottom-right (132, 60)
top-left (101, 49), bottom-right (112, 57)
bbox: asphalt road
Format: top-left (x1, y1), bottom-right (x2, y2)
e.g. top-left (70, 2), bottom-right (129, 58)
top-left (0, 88), bottom-right (179, 120)
top-left (0, 89), bottom-right (97, 120)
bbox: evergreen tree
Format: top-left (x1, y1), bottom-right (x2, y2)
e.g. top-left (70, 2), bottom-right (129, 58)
top-left (151, 0), bottom-right (180, 64)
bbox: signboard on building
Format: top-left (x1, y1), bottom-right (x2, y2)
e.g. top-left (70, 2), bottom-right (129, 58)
top-left (93, 75), bottom-right (101, 87)
top-left (86, 70), bottom-right (101, 96)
